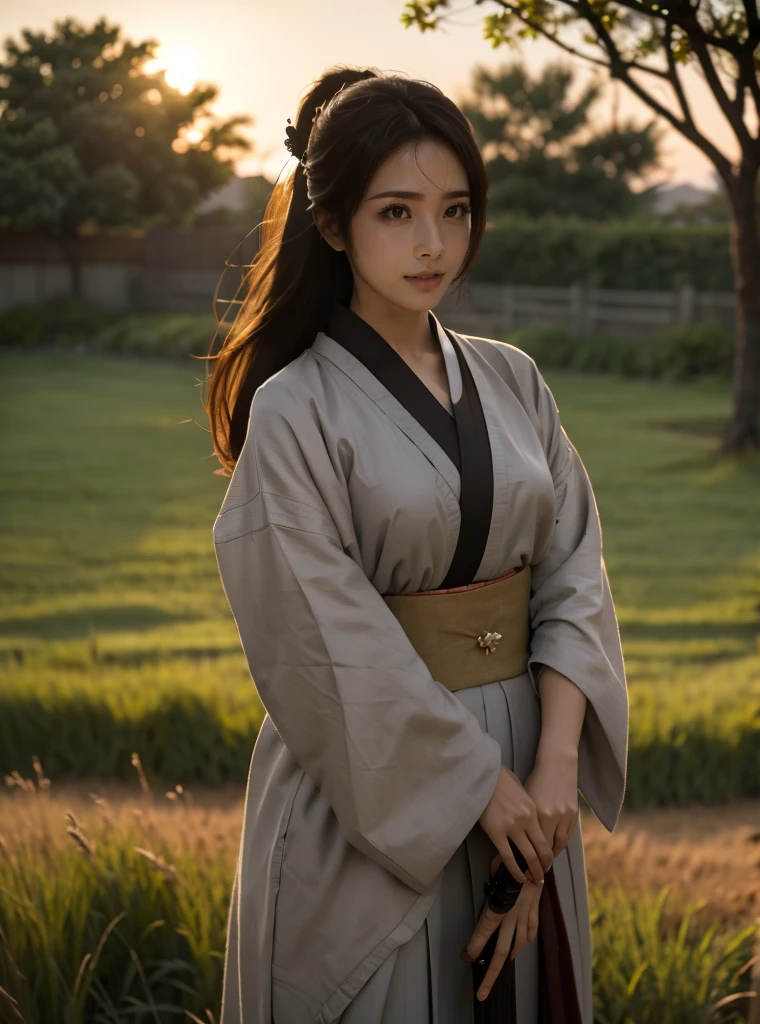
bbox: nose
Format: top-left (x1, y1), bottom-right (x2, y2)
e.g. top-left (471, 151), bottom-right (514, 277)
top-left (414, 213), bottom-right (445, 260)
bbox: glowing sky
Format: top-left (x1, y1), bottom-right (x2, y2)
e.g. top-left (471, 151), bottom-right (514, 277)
top-left (3, 0), bottom-right (740, 189)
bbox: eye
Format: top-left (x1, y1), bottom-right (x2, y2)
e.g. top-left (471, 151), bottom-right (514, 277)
top-left (377, 202), bottom-right (471, 222)
top-left (445, 203), bottom-right (471, 218)
top-left (379, 204), bottom-right (410, 221)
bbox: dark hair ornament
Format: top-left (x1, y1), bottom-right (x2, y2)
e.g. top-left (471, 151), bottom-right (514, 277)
top-left (284, 104), bottom-right (325, 168)
top-left (284, 119), bottom-right (309, 166)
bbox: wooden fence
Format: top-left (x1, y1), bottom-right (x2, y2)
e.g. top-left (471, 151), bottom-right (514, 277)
top-left (0, 229), bottom-right (736, 339)
top-left (0, 227), bottom-right (253, 316)
top-left (438, 282), bottom-right (736, 341)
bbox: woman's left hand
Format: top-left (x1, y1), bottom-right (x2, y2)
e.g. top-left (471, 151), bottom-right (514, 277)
top-left (461, 856), bottom-right (544, 1001)
top-left (522, 748), bottom-right (580, 858)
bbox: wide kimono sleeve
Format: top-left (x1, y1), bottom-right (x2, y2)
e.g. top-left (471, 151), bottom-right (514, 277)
top-left (212, 381), bottom-right (503, 894)
top-left (526, 371), bottom-right (630, 833)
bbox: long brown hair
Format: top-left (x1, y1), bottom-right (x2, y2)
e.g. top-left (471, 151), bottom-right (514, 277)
top-left (204, 64), bottom-right (489, 473)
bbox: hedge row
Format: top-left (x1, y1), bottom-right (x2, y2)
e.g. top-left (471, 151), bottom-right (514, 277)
top-left (0, 298), bottom-right (736, 381)
top-left (2, 654), bottom-right (758, 808)
top-left (475, 216), bottom-right (733, 290)
top-left (0, 296), bottom-right (117, 347)
top-left (0, 297), bottom-right (223, 357)
top-left (506, 321), bottom-right (734, 381)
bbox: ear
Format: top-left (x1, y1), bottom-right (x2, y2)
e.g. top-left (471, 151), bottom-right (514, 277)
top-left (313, 207), bottom-right (345, 253)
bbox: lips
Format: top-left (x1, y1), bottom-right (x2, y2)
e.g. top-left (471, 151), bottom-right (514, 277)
top-left (405, 272), bottom-right (445, 290)
top-left (406, 273), bottom-right (443, 279)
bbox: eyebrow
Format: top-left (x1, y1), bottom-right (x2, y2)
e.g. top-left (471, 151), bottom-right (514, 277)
top-left (366, 189), bottom-right (471, 201)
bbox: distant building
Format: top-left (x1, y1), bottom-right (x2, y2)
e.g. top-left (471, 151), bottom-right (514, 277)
top-left (197, 175), bottom-right (253, 214)
top-left (651, 183), bottom-right (711, 215)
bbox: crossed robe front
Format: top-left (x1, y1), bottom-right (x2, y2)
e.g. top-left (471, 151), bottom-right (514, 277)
top-left (213, 301), bottom-right (630, 1023)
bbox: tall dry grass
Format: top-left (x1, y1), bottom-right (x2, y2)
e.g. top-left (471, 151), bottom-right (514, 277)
top-left (1, 758), bottom-right (758, 1023)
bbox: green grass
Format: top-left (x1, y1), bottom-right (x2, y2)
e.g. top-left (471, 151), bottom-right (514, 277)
top-left (0, 353), bottom-right (231, 647)
top-left (0, 354), bottom-right (758, 801)
top-left (588, 888), bottom-right (755, 1024)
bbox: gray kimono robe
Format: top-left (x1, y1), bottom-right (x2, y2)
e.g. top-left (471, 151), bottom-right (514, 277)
top-left (213, 302), bottom-right (629, 1024)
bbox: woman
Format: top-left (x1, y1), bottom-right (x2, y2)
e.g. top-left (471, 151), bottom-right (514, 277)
top-left (205, 65), bottom-right (629, 1024)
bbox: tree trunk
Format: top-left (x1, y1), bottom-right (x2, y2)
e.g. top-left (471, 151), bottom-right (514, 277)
top-left (722, 166), bottom-right (760, 452)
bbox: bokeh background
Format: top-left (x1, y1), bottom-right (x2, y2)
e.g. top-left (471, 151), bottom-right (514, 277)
top-left (0, 1), bottom-right (758, 1021)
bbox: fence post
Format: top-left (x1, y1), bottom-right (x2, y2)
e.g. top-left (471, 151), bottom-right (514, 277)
top-left (677, 283), bottom-right (695, 324)
top-left (569, 284), bottom-right (587, 336)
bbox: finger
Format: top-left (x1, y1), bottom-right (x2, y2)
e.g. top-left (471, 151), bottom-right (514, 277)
top-left (553, 832), bottom-right (569, 857)
top-left (510, 910), bottom-right (529, 960)
top-left (490, 852), bottom-right (501, 876)
top-left (461, 906), bottom-right (504, 962)
top-left (553, 812), bottom-right (578, 857)
top-left (536, 809), bottom-right (560, 849)
top-left (477, 916), bottom-right (517, 1000)
top-left (496, 840), bottom-right (525, 885)
top-left (528, 901), bottom-right (540, 944)
top-left (512, 832), bottom-right (545, 885)
top-left (525, 819), bottom-right (555, 873)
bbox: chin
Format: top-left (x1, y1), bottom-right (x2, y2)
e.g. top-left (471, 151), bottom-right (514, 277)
top-left (395, 286), bottom-right (446, 312)
top-left (358, 279), bottom-right (446, 315)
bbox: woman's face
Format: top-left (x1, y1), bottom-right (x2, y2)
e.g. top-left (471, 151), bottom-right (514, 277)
top-left (316, 137), bottom-right (472, 315)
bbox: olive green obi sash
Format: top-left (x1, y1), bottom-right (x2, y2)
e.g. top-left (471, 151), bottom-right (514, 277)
top-left (382, 567), bottom-right (531, 691)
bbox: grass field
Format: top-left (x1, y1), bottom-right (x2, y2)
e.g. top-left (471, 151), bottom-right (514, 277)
top-left (0, 353), bottom-right (758, 799)
top-left (0, 777), bottom-right (756, 1024)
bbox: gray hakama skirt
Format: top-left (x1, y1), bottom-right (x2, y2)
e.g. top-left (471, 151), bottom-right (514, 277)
top-left (334, 675), bottom-right (591, 1024)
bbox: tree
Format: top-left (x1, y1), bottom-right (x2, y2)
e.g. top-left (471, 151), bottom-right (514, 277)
top-left (401, 0), bottom-right (760, 451)
top-left (463, 60), bottom-right (662, 219)
top-left (0, 17), bottom-right (252, 295)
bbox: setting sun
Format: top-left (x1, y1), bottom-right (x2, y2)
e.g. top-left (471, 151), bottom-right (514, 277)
top-left (143, 43), bottom-right (200, 94)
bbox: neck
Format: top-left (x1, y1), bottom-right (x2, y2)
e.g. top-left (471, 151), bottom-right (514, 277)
top-left (349, 292), bottom-right (439, 360)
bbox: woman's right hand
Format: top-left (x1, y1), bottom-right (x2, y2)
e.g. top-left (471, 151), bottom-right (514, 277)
top-left (478, 764), bottom-right (555, 884)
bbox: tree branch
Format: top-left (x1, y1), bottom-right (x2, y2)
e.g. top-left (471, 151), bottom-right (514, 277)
top-left (492, 0), bottom-right (671, 79)
top-left (574, 0), bottom-right (735, 180)
top-left (741, 0), bottom-right (760, 36)
top-left (683, 18), bottom-right (754, 152)
top-left (523, 26), bottom-right (615, 69)
top-left (663, 22), bottom-right (696, 127)
top-left (599, 0), bottom-right (743, 55)
top-left (736, 37), bottom-right (760, 140)
top-left (472, 0), bottom-right (738, 179)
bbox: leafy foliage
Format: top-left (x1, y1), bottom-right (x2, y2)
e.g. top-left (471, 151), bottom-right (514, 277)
top-left (0, 17), bottom-right (252, 236)
top-left (0, 296), bottom-right (118, 347)
top-left (401, 0), bottom-right (760, 187)
top-left (89, 312), bottom-right (226, 359)
top-left (507, 320), bottom-right (735, 379)
top-left (0, 300), bottom-right (225, 356)
top-left (474, 216), bottom-right (732, 289)
top-left (462, 60), bottom-right (662, 219)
